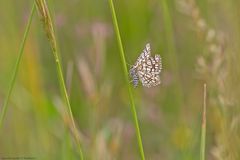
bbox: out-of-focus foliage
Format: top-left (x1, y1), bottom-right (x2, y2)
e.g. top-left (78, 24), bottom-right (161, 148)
top-left (0, 0), bottom-right (240, 159)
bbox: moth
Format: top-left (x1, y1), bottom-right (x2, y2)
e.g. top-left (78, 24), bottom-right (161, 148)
top-left (129, 43), bottom-right (162, 88)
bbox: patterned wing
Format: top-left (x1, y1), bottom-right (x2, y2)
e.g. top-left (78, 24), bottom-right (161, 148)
top-left (129, 43), bottom-right (162, 88)
top-left (137, 54), bottom-right (162, 88)
top-left (129, 67), bottom-right (139, 87)
top-left (130, 43), bottom-right (151, 87)
top-left (134, 43), bottom-right (151, 67)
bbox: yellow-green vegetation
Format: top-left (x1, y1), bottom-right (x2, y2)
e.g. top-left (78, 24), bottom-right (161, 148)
top-left (0, 0), bottom-right (240, 159)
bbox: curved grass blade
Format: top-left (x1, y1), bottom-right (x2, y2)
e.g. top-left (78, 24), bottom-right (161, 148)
top-left (34, 0), bottom-right (84, 159)
top-left (200, 83), bottom-right (207, 160)
top-left (0, 4), bottom-right (36, 130)
top-left (108, 0), bottom-right (146, 159)
top-left (160, 0), bottom-right (184, 107)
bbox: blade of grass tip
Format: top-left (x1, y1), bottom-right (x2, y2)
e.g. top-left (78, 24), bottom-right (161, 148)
top-left (34, 0), bottom-right (84, 159)
top-left (108, 0), bottom-right (145, 159)
top-left (200, 83), bottom-right (207, 160)
top-left (0, 4), bottom-right (36, 130)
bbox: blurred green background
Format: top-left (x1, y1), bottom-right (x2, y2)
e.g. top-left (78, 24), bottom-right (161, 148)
top-left (0, 0), bottom-right (240, 159)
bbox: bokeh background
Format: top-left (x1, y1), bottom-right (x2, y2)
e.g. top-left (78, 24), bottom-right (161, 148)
top-left (0, 0), bottom-right (240, 159)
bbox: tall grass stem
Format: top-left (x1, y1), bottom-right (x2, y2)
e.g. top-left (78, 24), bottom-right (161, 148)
top-left (0, 4), bottom-right (36, 130)
top-left (108, 0), bottom-right (145, 159)
top-left (200, 83), bottom-right (207, 160)
top-left (160, 0), bottom-right (184, 105)
top-left (34, 0), bottom-right (84, 159)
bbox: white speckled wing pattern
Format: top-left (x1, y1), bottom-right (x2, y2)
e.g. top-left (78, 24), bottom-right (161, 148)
top-left (130, 43), bottom-right (162, 88)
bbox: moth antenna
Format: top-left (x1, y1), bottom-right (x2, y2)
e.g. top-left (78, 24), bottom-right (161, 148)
top-left (126, 62), bottom-right (132, 67)
top-left (124, 53), bottom-right (134, 67)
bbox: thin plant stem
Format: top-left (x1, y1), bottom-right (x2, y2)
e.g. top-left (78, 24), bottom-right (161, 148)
top-left (200, 83), bottom-right (207, 160)
top-left (108, 0), bottom-right (145, 159)
top-left (0, 4), bottom-right (36, 130)
top-left (34, 0), bottom-right (84, 159)
top-left (160, 0), bottom-right (184, 106)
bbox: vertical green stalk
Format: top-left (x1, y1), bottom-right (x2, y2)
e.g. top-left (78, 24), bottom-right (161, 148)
top-left (200, 83), bottom-right (207, 160)
top-left (108, 0), bottom-right (145, 159)
top-left (160, 0), bottom-right (178, 69)
top-left (0, 4), bottom-right (36, 130)
top-left (34, 0), bottom-right (84, 159)
top-left (160, 0), bottom-right (183, 105)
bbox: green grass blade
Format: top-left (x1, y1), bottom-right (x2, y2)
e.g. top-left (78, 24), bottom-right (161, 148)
top-left (0, 4), bottom-right (36, 130)
top-left (34, 0), bottom-right (84, 159)
top-left (160, 0), bottom-right (184, 106)
top-left (160, 0), bottom-right (178, 69)
top-left (200, 83), bottom-right (207, 160)
top-left (108, 0), bottom-right (146, 159)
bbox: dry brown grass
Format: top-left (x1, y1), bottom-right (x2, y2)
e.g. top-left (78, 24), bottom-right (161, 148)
top-left (178, 0), bottom-right (240, 159)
